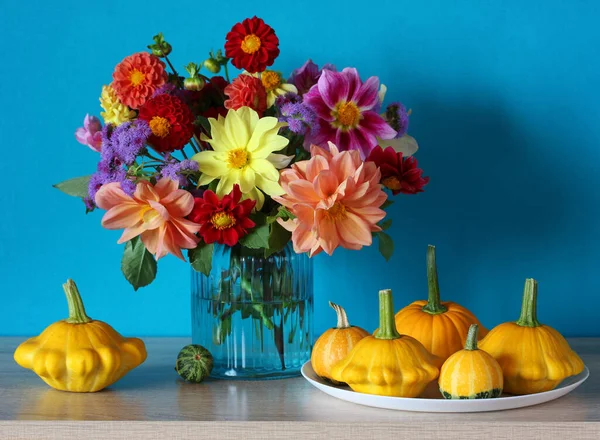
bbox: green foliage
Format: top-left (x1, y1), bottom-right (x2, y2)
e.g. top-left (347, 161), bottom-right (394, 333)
top-left (239, 213), bottom-right (270, 249)
top-left (378, 218), bottom-right (393, 231)
top-left (53, 175), bottom-right (91, 198)
top-left (121, 237), bottom-right (157, 291)
top-left (265, 221), bottom-right (292, 258)
top-left (376, 231), bottom-right (394, 261)
top-left (188, 242), bottom-right (214, 276)
top-left (381, 199), bottom-right (394, 210)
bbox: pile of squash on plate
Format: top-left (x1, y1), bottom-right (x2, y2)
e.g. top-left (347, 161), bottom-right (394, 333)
top-left (311, 245), bottom-right (585, 399)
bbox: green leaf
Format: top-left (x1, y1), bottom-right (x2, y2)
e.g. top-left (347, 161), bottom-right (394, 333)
top-left (379, 218), bottom-right (393, 231)
top-left (188, 242), bottom-right (214, 276)
top-left (53, 175), bottom-right (92, 198)
top-left (265, 221), bottom-right (292, 258)
top-left (377, 231), bottom-right (395, 261)
top-left (381, 199), bottom-right (394, 210)
top-left (121, 236), bottom-right (157, 291)
top-left (195, 115), bottom-right (211, 134)
top-left (239, 212), bottom-right (270, 249)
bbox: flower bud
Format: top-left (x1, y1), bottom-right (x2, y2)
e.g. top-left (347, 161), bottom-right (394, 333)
top-left (184, 76), bottom-right (206, 91)
top-left (204, 58), bottom-right (221, 74)
top-left (147, 33), bottom-right (172, 58)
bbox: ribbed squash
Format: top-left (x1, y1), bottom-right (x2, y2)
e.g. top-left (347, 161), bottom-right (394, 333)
top-left (394, 245), bottom-right (488, 365)
top-left (311, 301), bottom-right (369, 382)
top-left (479, 278), bottom-right (585, 395)
top-left (330, 289), bottom-right (439, 397)
top-left (175, 344), bottom-right (214, 383)
top-left (13, 280), bottom-right (146, 392)
top-left (439, 324), bottom-right (503, 399)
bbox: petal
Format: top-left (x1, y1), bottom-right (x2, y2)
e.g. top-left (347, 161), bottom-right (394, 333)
top-left (101, 204), bottom-right (144, 230)
top-left (378, 135), bottom-right (419, 157)
top-left (246, 117), bottom-right (279, 152)
top-left (318, 69), bottom-right (348, 109)
top-left (117, 222), bottom-right (147, 244)
top-left (336, 211), bottom-right (373, 247)
top-left (287, 180), bottom-right (320, 204)
top-left (154, 178), bottom-right (179, 198)
top-left (193, 151), bottom-right (229, 177)
top-left (305, 155), bottom-right (329, 182)
top-left (353, 75), bottom-right (380, 110)
top-left (267, 153), bottom-right (294, 169)
top-left (313, 170), bottom-right (340, 199)
top-left (216, 169), bottom-right (240, 196)
top-left (161, 189), bottom-right (195, 217)
top-left (226, 108), bottom-right (251, 148)
top-left (255, 173), bottom-right (285, 197)
top-left (134, 181), bottom-right (160, 203)
top-left (239, 167), bottom-right (256, 194)
top-left (95, 182), bottom-right (134, 210)
top-left (315, 212), bottom-right (339, 256)
top-left (251, 158), bottom-right (280, 181)
top-left (361, 112), bottom-right (397, 140)
top-left (141, 228), bottom-right (164, 258)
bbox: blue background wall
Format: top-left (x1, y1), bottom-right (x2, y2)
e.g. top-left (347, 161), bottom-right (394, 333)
top-left (1, 0), bottom-right (599, 337)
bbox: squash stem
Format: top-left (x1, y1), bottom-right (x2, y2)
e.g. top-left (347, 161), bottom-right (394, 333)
top-left (465, 324), bottom-right (479, 350)
top-left (329, 301), bottom-right (350, 329)
top-left (516, 278), bottom-right (541, 327)
top-left (63, 279), bottom-right (92, 324)
top-left (422, 245), bottom-right (448, 315)
top-left (375, 289), bottom-right (401, 340)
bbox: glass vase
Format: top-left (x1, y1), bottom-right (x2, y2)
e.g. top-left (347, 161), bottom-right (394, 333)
top-left (191, 243), bottom-right (313, 379)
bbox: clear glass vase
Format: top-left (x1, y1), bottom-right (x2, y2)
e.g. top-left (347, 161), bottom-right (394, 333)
top-left (191, 243), bottom-right (313, 379)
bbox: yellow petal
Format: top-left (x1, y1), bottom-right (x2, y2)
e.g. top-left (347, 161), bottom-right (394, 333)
top-left (245, 187), bottom-right (265, 210)
top-left (246, 117), bottom-right (279, 152)
top-left (193, 151), bottom-right (229, 177)
top-left (239, 167), bottom-right (256, 194)
top-left (251, 158), bottom-right (280, 181)
top-left (252, 129), bottom-right (289, 158)
top-left (216, 169), bottom-right (240, 196)
top-left (226, 108), bottom-right (251, 148)
top-left (281, 83), bottom-right (298, 94)
top-left (255, 173), bottom-right (285, 197)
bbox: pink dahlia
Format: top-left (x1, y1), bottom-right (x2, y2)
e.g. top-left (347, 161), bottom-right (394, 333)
top-left (303, 68), bottom-right (397, 159)
top-left (275, 142), bottom-right (388, 256)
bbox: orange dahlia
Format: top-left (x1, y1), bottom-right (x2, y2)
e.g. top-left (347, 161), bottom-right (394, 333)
top-left (225, 17), bottom-right (279, 73)
top-left (138, 94), bottom-right (195, 153)
top-left (112, 52), bottom-right (168, 109)
top-left (224, 75), bottom-right (267, 115)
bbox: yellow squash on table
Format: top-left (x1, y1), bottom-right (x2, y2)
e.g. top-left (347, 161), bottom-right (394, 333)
top-left (393, 245), bottom-right (488, 365)
top-left (330, 289), bottom-right (439, 397)
top-left (14, 279), bottom-right (147, 392)
top-left (479, 278), bottom-right (585, 395)
top-left (439, 324), bottom-right (503, 399)
top-left (311, 301), bottom-right (369, 382)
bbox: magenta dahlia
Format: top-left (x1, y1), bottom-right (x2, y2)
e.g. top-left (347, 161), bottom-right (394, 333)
top-left (303, 68), bottom-right (397, 158)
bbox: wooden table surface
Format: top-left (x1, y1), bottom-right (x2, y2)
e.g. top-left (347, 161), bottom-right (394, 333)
top-left (0, 337), bottom-right (598, 439)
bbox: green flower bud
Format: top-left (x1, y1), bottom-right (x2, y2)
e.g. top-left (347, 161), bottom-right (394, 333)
top-left (147, 32), bottom-right (172, 58)
top-left (184, 76), bottom-right (206, 91)
top-left (204, 58), bottom-right (221, 74)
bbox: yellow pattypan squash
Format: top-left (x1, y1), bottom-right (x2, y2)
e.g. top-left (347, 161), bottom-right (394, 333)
top-left (392, 245), bottom-right (487, 366)
top-left (14, 279), bottom-right (147, 392)
top-left (311, 301), bottom-right (369, 383)
top-left (439, 324), bottom-right (503, 399)
top-left (479, 278), bottom-right (585, 395)
top-left (330, 289), bottom-right (439, 397)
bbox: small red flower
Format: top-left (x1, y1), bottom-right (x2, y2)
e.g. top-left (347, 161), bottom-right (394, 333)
top-left (112, 52), bottom-right (168, 109)
top-left (189, 185), bottom-right (256, 246)
top-left (224, 75), bottom-right (267, 115)
top-left (138, 94), bottom-right (195, 153)
top-left (367, 146), bottom-right (430, 195)
top-left (225, 17), bottom-right (280, 73)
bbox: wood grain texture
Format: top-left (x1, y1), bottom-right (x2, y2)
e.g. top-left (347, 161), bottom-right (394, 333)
top-left (1, 337), bottom-right (598, 439)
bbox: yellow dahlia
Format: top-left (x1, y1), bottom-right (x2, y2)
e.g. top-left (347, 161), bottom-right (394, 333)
top-left (192, 107), bottom-right (292, 210)
top-left (99, 84), bottom-right (136, 126)
top-left (246, 70), bottom-right (298, 107)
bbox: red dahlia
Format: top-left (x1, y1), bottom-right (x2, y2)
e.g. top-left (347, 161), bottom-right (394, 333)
top-left (138, 94), bottom-right (195, 153)
top-left (225, 16), bottom-right (280, 73)
top-left (189, 185), bottom-right (256, 246)
top-left (367, 146), bottom-right (430, 195)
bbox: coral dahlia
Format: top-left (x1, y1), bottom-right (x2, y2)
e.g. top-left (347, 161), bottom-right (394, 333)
top-left (225, 16), bottom-right (280, 73)
top-left (138, 94), bottom-right (195, 153)
top-left (366, 146), bottom-right (429, 195)
top-left (275, 142), bottom-right (388, 256)
top-left (189, 185), bottom-right (256, 246)
top-left (224, 75), bottom-right (267, 115)
top-left (112, 52), bottom-right (168, 109)
top-left (303, 68), bottom-right (397, 159)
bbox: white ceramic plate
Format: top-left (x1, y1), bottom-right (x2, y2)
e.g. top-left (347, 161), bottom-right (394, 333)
top-left (301, 361), bottom-right (589, 413)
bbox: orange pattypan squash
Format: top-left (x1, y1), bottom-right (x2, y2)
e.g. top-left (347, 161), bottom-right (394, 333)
top-left (479, 278), bottom-right (585, 395)
top-left (311, 301), bottom-right (369, 382)
top-left (394, 245), bottom-right (488, 365)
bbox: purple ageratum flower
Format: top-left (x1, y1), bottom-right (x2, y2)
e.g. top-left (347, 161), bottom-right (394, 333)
top-left (75, 114), bottom-right (103, 152)
top-left (288, 60), bottom-right (337, 95)
top-left (88, 167), bottom-right (136, 205)
top-left (152, 82), bottom-right (177, 98)
top-left (279, 102), bottom-right (316, 135)
top-left (107, 120), bottom-right (151, 165)
top-left (275, 92), bottom-right (302, 110)
top-left (303, 68), bottom-right (397, 159)
top-left (385, 102), bottom-right (410, 138)
top-left (159, 159), bottom-right (199, 187)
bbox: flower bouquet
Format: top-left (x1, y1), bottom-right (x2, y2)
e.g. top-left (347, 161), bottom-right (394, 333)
top-left (55, 17), bottom-right (429, 378)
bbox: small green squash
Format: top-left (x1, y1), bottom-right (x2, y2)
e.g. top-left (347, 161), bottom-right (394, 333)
top-left (175, 344), bottom-right (214, 383)
top-left (438, 324), bottom-right (503, 399)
